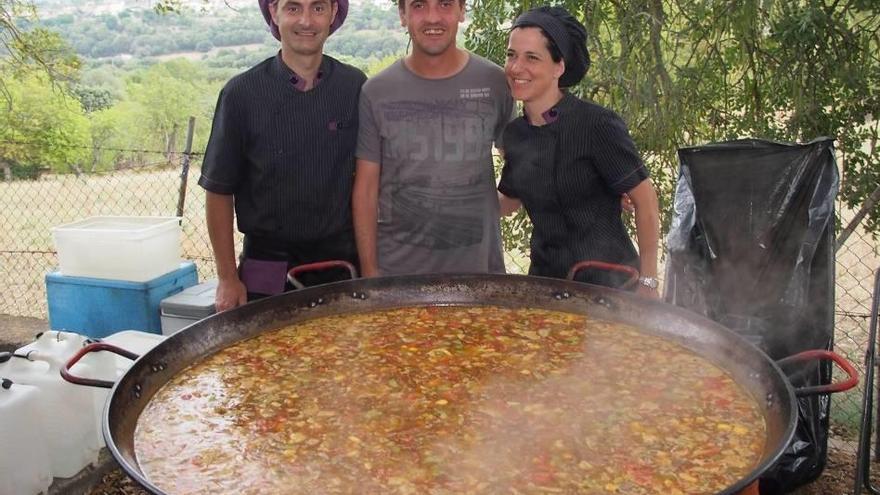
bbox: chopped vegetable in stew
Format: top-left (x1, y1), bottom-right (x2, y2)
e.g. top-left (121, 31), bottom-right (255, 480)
top-left (135, 306), bottom-right (765, 494)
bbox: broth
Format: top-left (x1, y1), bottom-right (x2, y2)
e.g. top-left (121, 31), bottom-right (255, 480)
top-left (135, 305), bottom-right (765, 494)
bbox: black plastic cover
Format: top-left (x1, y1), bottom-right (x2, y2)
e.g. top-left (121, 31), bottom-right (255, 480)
top-left (664, 138), bottom-right (839, 493)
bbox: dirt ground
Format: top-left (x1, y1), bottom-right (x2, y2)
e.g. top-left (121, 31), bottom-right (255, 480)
top-left (0, 314), bottom-right (49, 351)
top-left (793, 445), bottom-right (859, 494)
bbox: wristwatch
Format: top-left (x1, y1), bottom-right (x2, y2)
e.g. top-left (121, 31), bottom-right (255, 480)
top-left (638, 276), bottom-right (659, 290)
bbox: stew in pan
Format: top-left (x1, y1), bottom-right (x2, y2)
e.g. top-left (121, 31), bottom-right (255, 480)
top-left (135, 305), bottom-right (765, 494)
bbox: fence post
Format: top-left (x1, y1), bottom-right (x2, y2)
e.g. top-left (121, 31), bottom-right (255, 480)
top-left (166, 123), bottom-right (179, 162)
top-left (176, 117), bottom-right (196, 219)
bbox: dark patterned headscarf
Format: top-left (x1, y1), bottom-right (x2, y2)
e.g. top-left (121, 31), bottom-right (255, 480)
top-left (511, 6), bottom-right (590, 87)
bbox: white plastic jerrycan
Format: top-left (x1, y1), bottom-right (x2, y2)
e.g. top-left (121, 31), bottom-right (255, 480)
top-left (0, 376), bottom-right (53, 495)
top-left (2, 331), bottom-right (101, 478)
top-left (72, 330), bottom-right (165, 446)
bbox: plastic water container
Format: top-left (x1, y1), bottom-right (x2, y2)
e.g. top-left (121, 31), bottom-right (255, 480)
top-left (0, 330), bottom-right (165, 491)
top-left (100, 330), bottom-right (167, 378)
top-left (77, 330), bottom-right (166, 443)
top-left (0, 379), bottom-right (53, 495)
top-left (0, 331), bottom-right (101, 478)
top-left (51, 216), bottom-right (181, 282)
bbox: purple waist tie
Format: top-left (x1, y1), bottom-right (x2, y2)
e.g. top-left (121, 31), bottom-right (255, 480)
top-left (239, 258), bottom-right (288, 295)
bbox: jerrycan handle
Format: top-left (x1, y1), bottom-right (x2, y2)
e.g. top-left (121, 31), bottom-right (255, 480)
top-left (60, 342), bottom-right (139, 389)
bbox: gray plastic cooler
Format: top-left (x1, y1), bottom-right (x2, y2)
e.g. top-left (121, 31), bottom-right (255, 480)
top-left (159, 279), bottom-right (218, 335)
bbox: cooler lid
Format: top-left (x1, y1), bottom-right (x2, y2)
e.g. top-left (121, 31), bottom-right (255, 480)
top-left (160, 279), bottom-right (218, 318)
top-left (46, 261), bottom-right (196, 289)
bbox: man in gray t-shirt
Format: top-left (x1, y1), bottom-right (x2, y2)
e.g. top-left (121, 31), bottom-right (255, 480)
top-left (352, 0), bottom-right (513, 277)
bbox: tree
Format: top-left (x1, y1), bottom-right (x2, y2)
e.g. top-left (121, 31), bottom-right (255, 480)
top-left (2, 1), bottom-right (87, 176)
top-left (467, 0), bottom-right (880, 240)
top-left (1, 1), bottom-right (80, 102)
top-left (88, 100), bottom-right (148, 172)
top-left (0, 74), bottom-right (91, 175)
top-left (120, 59), bottom-right (217, 154)
top-left (73, 85), bottom-right (115, 113)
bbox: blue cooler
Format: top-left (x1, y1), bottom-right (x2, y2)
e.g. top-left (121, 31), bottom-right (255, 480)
top-left (46, 262), bottom-right (198, 338)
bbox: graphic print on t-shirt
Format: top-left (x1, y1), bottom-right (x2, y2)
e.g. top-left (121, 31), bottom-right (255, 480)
top-left (380, 97), bottom-right (496, 250)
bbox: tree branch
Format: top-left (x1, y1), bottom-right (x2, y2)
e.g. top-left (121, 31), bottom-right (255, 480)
top-left (837, 182), bottom-right (880, 252)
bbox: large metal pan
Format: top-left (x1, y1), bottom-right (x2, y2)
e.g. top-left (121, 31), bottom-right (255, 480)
top-left (77, 273), bottom-right (856, 494)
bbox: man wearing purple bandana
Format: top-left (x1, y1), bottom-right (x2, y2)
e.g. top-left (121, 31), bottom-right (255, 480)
top-left (199, 0), bottom-right (366, 311)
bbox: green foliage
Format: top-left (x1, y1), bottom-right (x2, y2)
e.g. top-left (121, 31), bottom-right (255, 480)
top-left (8, 161), bottom-right (43, 180)
top-left (33, 1), bottom-right (407, 66)
top-left (1, 2), bottom-right (81, 105)
top-left (3, 0), bottom-right (408, 176)
top-left (78, 65), bottom-right (127, 101)
top-left (0, 74), bottom-right (91, 173)
top-left (203, 48), bottom-right (273, 74)
top-left (468, 0), bottom-right (880, 237)
top-left (491, 153), bottom-right (532, 255)
top-left (364, 53), bottom-right (400, 77)
top-left (152, 0), bottom-right (207, 14)
top-left (92, 59), bottom-right (218, 169)
top-left (127, 60), bottom-right (205, 145)
top-left (72, 85), bottom-right (115, 112)
top-left (4, 26), bottom-right (80, 78)
top-left (87, 100), bottom-right (150, 171)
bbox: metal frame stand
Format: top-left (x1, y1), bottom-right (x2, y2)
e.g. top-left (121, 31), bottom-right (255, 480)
top-left (854, 268), bottom-right (880, 494)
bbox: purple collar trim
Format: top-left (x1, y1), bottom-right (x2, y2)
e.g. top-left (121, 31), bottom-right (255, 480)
top-left (290, 70), bottom-right (324, 92)
top-left (276, 53), bottom-right (326, 92)
top-left (524, 106), bottom-right (561, 125)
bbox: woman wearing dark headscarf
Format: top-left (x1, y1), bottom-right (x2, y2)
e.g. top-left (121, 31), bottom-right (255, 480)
top-left (498, 5), bottom-right (661, 298)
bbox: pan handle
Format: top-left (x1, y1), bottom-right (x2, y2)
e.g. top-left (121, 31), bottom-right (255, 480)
top-left (287, 260), bottom-right (358, 290)
top-left (776, 350), bottom-right (859, 397)
top-left (60, 342), bottom-right (139, 389)
top-left (567, 261), bottom-right (639, 289)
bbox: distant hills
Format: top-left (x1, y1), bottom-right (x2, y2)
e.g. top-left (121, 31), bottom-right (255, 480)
top-left (26, 0), bottom-right (407, 70)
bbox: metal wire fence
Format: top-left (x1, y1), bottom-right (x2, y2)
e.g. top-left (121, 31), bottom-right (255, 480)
top-left (831, 227), bottom-right (880, 489)
top-left (0, 150), bottom-right (879, 489)
top-left (0, 153), bottom-right (218, 317)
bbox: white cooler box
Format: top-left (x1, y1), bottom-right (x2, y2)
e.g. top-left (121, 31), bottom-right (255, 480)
top-left (160, 279), bottom-right (218, 335)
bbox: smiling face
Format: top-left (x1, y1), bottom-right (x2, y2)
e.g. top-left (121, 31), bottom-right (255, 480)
top-left (505, 27), bottom-right (565, 105)
top-left (398, 0), bottom-right (465, 58)
top-left (271, 0), bottom-right (338, 57)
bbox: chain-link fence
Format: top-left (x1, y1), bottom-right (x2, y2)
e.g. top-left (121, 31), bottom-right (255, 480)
top-left (0, 153), bottom-right (218, 318)
top-left (831, 224), bottom-right (879, 489)
top-left (1, 151), bottom-right (879, 490)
